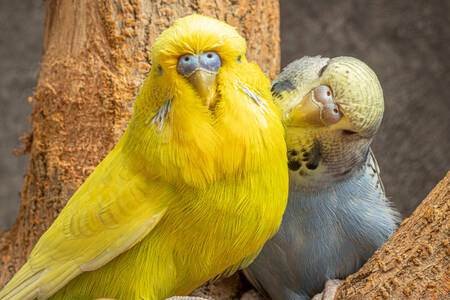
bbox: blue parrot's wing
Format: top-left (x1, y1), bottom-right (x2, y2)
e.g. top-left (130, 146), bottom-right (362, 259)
top-left (367, 148), bottom-right (385, 195)
top-left (242, 267), bottom-right (270, 299)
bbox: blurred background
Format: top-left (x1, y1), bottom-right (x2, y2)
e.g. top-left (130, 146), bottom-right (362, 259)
top-left (0, 0), bottom-right (449, 231)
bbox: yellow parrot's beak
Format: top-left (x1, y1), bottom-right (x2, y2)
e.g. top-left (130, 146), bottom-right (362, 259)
top-left (177, 52), bottom-right (222, 109)
top-left (187, 69), bottom-right (217, 108)
top-left (286, 85), bottom-right (342, 127)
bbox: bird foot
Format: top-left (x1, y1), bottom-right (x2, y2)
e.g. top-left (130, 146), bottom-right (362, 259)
top-left (311, 279), bottom-right (344, 300)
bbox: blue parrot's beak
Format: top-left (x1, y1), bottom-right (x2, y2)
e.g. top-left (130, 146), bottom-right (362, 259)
top-left (287, 85), bottom-right (342, 127)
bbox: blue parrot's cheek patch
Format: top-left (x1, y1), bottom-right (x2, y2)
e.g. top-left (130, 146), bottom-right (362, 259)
top-left (318, 63), bottom-right (329, 77)
top-left (305, 140), bottom-right (322, 170)
top-left (271, 80), bottom-right (296, 97)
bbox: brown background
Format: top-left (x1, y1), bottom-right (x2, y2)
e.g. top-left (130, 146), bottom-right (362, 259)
top-left (0, 0), bottom-right (449, 231)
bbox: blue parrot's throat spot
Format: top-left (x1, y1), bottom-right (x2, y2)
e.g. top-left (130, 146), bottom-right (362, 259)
top-left (288, 160), bottom-right (301, 171)
top-left (288, 150), bottom-right (298, 157)
top-left (288, 140), bottom-right (322, 174)
top-left (302, 152), bottom-right (310, 161)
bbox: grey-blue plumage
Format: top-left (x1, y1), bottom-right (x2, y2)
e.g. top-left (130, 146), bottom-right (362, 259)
top-left (244, 56), bottom-right (400, 300)
top-left (245, 150), bottom-right (398, 300)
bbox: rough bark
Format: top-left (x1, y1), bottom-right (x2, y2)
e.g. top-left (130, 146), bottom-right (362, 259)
top-left (335, 172), bottom-right (449, 300)
top-left (0, 0), bottom-right (280, 289)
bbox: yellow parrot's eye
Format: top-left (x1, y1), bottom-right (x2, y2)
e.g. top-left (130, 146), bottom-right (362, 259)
top-left (177, 54), bottom-right (200, 77)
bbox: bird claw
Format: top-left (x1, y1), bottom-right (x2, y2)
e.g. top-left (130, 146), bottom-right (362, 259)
top-left (311, 279), bottom-right (344, 300)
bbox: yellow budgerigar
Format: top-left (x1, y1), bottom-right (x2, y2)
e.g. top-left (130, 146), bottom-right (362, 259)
top-left (0, 15), bottom-right (288, 300)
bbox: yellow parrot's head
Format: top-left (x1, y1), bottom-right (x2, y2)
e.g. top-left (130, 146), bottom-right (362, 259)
top-left (147, 14), bottom-right (247, 110)
top-left (128, 14), bottom-right (285, 186)
top-left (273, 56), bottom-right (384, 181)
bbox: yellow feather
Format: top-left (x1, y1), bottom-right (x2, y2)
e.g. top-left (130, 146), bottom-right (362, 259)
top-left (0, 14), bottom-right (288, 300)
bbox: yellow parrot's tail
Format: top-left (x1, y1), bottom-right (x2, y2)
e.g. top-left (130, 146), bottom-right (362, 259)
top-left (0, 262), bottom-right (40, 300)
top-left (0, 261), bottom-right (78, 300)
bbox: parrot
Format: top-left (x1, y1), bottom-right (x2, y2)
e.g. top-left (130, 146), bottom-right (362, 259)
top-left (0, 14), bottom-right (289, 300)
top-left (244, 56), bottom-right (400, 300)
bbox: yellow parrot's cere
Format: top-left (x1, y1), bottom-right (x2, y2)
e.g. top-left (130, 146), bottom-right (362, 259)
top-left (0, 15), bottom-right (288, 300)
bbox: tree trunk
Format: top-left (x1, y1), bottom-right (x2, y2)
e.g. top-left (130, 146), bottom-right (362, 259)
top-left (335, 172), bottom-right (449, 300)
top-left (0, 0), bottom-right (280, 290)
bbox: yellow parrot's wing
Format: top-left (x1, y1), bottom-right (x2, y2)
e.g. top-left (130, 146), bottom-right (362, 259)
top-left (0, 147), bottom-right (175, 300)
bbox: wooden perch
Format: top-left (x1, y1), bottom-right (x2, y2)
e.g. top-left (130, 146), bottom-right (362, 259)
top-left (335, 172), bottom-right (449, 299)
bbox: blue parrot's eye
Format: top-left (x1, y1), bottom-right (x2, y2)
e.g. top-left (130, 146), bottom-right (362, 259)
top-left (177, 54), bottom-right (199, 76)
top-left (199, 52), bottom-right (221, 72)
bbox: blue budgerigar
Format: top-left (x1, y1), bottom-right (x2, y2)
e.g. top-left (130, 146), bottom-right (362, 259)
top-left (244, 56), bottom-right (400, 300)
